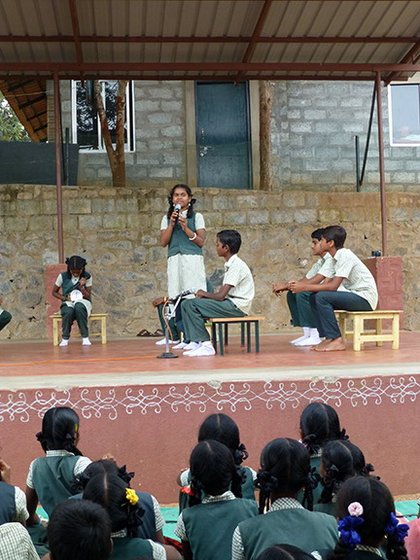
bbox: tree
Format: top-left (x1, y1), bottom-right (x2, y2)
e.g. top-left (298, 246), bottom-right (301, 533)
top-left (0, 93), bottom-right (30, 142)
top-left (93, 80), bottom-right (127, 188)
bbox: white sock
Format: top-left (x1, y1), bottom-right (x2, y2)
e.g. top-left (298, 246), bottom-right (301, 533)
top-left (309, 328), bottom-right (320, 338)
top-left (290, 327), bottom-right (310, 345)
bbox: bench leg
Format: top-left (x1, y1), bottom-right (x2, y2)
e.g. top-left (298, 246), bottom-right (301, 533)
top-left (392, 314), bottom-right (400, 350)
top-left (240, 323), bottom-right (245, 346)
top-left (375, 318), bottom-right (383, 347)
top-left (353, 315), bottom-right (363, 351)
top-left (225, 323), bottom-right (229, 346)
top-left (53, 318), bottom-right (60, 346)
top-left (338, 314), bottom-right (349, 339)
top-left (255, 321), bottom-right (260, 353)
top-left (246, 322), bottom-right (251, 352)
top-left (211, 323), bottom-right (217, 354)
top-left (101, 318), bottom-right (107, 344)
top-left (218, 323), bottom-right (225, 356)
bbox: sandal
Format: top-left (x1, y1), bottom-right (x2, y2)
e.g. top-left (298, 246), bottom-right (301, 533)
top-left (152, 329), bottom-right (164, 337)
top-left (137, 329), bottom-right (153, 337)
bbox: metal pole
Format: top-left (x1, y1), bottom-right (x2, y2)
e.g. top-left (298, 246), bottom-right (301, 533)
top-left (53, 73), bottom-right (64, 262)
top-left (360, 83), bottom-right (376, 187)
top-left (375, 71), bottom-right (388, 256)
top-left (355, 135), bottom-right (360, 191)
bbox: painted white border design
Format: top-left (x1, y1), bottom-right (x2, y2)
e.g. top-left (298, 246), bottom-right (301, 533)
top-left (0, 376), bottom-right (418, 422)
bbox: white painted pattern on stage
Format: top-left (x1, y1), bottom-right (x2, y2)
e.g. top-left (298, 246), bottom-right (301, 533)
top-left (0, 376), bottom-right (418, 422)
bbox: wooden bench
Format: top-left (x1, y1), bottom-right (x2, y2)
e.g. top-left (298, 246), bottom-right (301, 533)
top-left (335, 310), bottom-right (402, 351)
top-left (51, 313), bottom-right (108, 346)
top-left (207, 316), bottom-right (265, 356)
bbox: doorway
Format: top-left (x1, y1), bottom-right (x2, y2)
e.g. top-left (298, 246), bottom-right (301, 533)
top-left (194, 82), bottom-right (252, 189)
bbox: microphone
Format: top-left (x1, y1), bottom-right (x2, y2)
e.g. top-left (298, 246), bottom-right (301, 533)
top-left (174, 203), bottom-right (181, 223)
top-left (168, 288), bottom-right (196, 302)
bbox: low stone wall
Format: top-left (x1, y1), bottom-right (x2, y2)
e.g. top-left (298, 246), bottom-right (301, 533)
top-left (0, 184), bottom-right (419, 340)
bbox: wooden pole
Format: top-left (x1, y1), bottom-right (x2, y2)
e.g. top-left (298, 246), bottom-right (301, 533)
top-left (259, 80), bottom-right (273, 190)
top-left (53, 73), bottom-right (64, 262)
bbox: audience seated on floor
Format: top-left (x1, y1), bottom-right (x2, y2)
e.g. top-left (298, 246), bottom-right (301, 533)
top-left (2, 401), bottom-right (417, 560)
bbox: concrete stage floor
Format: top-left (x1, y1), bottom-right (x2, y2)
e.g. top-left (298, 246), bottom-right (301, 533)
top-left (2, 331), bottom-right (420, 388)
top-left (0, 332), bottom-right (419, 503)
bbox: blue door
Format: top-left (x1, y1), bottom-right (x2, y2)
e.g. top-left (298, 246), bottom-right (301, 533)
top-left (195, 82), bottom-right (251, 189)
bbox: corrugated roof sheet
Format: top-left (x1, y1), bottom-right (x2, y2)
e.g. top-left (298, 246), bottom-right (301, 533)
top-left (0, 0), bottom-right (419, 140)
top-left (0, 0), bottom-right (418, 81)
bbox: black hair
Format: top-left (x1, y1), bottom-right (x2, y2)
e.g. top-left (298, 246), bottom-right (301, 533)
top-left (257, 544), bottom-right (316, 560)
top-left (65, 255), bottom-right (88, 277)
top-left (36, 406), bottom-right (82, 455)
top-left (299, 402), bottom-right (348, 455)
top-left (198, 413), bottom-right (249, 466)
top-left (256, 438), bottom-right (315, 513)
top-left (74, 459), bottom-right (134, 492)
top-left (321, 225), bottom-right (347, 250)
top-left (82, 472), bottom-right (144, 536)
top-left (331, 476), bottom-right (408, 560)
top-left (216, 230), bottom-right (242, 254)
top-left (311, 228), bottom-right (324, 241)
top-left (189, 439), bottom-right (243, 506)
top-left (166, 183), bottom-right (196, 219)
top-left (48, 499), bottom-right (112, 560)
top-left (319, 440), bottom-right (373, 504)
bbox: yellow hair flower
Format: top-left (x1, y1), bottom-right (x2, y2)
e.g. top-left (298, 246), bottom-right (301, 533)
top-left (125, 488), bottom-right (139, 506)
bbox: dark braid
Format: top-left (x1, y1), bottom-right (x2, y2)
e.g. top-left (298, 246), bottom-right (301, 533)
top-left (330, 476), bottom-right (409, 560)
top-left (198, 413), bottom-right (249, 466)
top-left (82, 473), bottom-right (144, 537)
top-left (256, 438), bottom-right (312, 514)
top-left (319, 440), bottom-right (359, 505)
top-left (300, 402), bottom-right (348, 455)
top-left (189, 439), bottom-right (242, 506)
top-left (36, 406), bottom-right (82, 455)
top-left (65, 255), bottom-right (88, 279)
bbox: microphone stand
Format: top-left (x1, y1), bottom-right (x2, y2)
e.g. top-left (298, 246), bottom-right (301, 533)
top-left (157, 295), bottom-right (183, 359)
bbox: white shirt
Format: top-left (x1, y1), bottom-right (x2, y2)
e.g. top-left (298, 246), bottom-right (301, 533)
top-left (306, 253), bottom-right (335, 280)
top-left (224, 254), bottom-right (255, 315)
top-left (333, 248), bottom-right (378, 309)
top-left (0, 523), bottom-right (39, 560)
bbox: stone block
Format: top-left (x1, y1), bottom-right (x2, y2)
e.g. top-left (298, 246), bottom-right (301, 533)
top-left (16, 200), bottom-right (41, 215)
top-left (150, 167), bottom-right (174, 178)
top-left (304, 109), bottom-right (327, 120)
top-left (78, 215), bottom-right (103, 229)
top-left (147, 113), bottom-right (173, 124)
top-left (161, 125), bottom-right (183, 137)
top-left (248, 211), bottom-right (270, 225)
top-left (68, 199), bottom-right (92, 214)
top-left (294, 209), bottom-right (317, 224)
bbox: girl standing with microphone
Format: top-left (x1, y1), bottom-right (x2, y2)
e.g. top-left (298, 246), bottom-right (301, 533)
top-left (155, 184), bottom-right (207, 349)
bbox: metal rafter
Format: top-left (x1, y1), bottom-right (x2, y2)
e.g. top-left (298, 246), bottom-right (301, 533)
top-left (68, 0), bottom-right (83, 67)
top-left (384, 39), bottom-right (420, 84)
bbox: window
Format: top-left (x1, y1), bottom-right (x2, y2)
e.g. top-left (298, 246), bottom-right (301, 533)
top-left (388, 83), bottom-right (420, 147)
top-left (71, 80), bottom-right (135, 151)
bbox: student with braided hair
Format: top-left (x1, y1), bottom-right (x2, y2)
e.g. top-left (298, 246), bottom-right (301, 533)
top-left (299, 402), bottom-right (349, 505)
top-left (315, 440), bottom-right (375, 516)
top-left (318, 476), bottom-right (409, 560)
top-left (175, 440), bottom-right (257, 560)
top-left (73, 459), bottom-right (166, 544)
top-left (232, 438), bottom-right (338, 560)
top-left (177, 413), bottom-right (256, 511)
top-left (52, 255), bottom-right (93, 346)
top-left (25, 407), bottom-right (91, 526)
top-left (82, 472), bottom-right (181, 560)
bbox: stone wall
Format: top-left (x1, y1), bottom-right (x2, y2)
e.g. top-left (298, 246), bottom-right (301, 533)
top-left (1, 184), bottom-right (420, 341)
top-left (57, 79), bottom-right (420, 191)
top-left (271, 81), bottom-right (420, 191)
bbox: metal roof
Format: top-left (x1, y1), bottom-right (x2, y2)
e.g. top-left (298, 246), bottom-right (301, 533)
top-left (1, 0), bottom-right (419, 142)
top-left (0, 0), bottom-right (419, 82)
